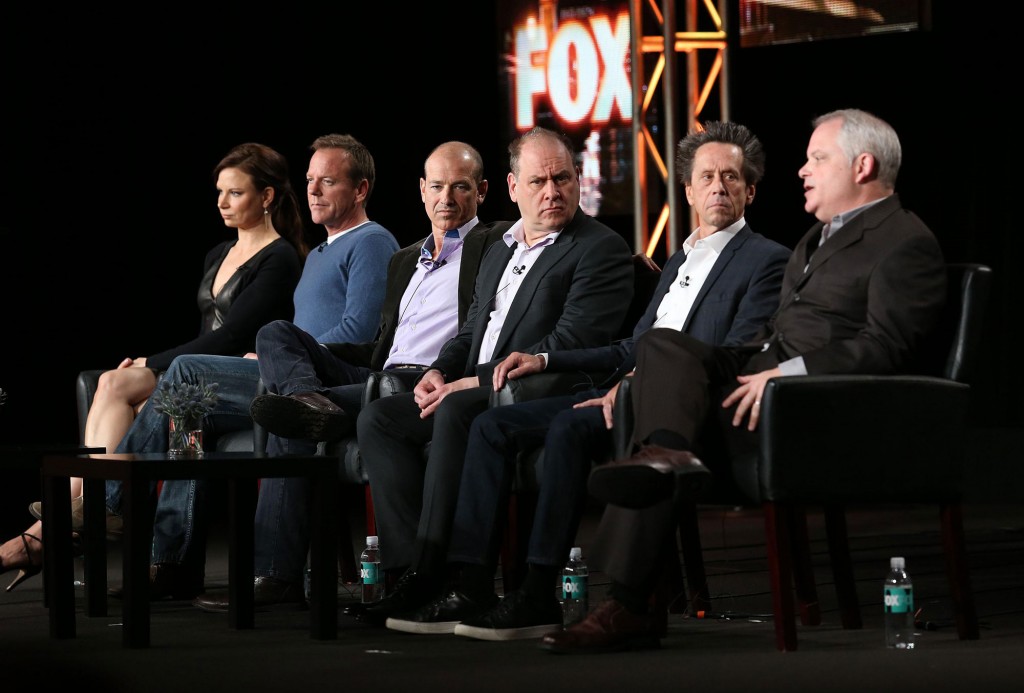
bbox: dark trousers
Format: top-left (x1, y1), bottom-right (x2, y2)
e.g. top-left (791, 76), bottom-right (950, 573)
top-left (446, 390), bottom-right (611, 575)
top-left (254, 319), bottom-right (371, 403)
top-left (357, 386), bottom-right (491, 573)
top-left (593, 328), bottom-right (761, 587)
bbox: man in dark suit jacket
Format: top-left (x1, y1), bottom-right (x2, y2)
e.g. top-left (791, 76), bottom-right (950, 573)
top-left (382, 121), bottom-right (790, 640)
top-left (354, 127), bottom-right (634, 623)
top-left (541, 109), bottom-right (948, 654)
top-left (191, 142), bottom-right (504, 610)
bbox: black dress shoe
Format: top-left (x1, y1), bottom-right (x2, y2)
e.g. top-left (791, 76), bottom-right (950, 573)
top-left (192, 576), bottom-right (305, 613)
top-left (587, 445), bottom-right (711, 509)
top-left (107, 562), bottom-right (203, 601)
top-left (249, 391), bottom-right (353, 441)
top-left (353, 570), bottom-right (441, 625)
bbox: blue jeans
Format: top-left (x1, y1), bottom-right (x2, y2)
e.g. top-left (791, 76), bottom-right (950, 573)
top-left (105, 354), bottom-right (263, 569)
top-left (252, 320), bottom-right (376, 580)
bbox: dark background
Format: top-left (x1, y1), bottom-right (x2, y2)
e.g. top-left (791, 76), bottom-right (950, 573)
top-left (0, 4), bottom-right (1015, 533)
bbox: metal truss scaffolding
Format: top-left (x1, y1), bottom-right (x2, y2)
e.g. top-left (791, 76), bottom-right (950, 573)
top-left (630, 0), bottom-right (730, 258)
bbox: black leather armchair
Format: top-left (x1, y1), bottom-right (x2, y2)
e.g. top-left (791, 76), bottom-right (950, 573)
top-left (611, 262), bottom-right (992, 651)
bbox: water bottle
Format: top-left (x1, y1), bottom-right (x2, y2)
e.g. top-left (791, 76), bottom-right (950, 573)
top-left (561, 546), bottom-right (589, 626)
top-left (360, 535), bottom-right (384, 604)
top-left (884, 556), bottom-right (915, 649)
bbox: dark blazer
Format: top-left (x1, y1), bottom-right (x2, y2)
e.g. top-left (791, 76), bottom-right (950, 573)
top-left (546, 224), bottom-right (791, 382)
top-left (431, 208), bottom-right (635, 384)
top-left (325, 221), bottom-right (506, 371)
top-left (747, 194), bottom-right (947, 376)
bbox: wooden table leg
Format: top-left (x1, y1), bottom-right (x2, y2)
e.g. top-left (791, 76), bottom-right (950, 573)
top-left (121, 477), bottom-right (152, 648)
top-left (82, 477), bottom-right (108, 616)
top-left (228, 479), bottom-right (256, 629)
top-left (309, 470), bottom-right (338, 639)
top-left (43, 473), bottom-right (75, 639)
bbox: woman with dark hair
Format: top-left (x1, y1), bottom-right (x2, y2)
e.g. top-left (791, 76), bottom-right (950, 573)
top-left (0, 142), bottom-right (307, 590)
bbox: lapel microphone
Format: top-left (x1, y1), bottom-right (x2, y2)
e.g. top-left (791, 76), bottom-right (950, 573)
top-left (512, 264), bottom-right (526, 275)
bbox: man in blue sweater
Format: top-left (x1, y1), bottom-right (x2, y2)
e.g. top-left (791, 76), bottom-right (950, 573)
top-left (99, 134), bottom-right (399, 599)
top-left (188, 141), bottom-right (505, 610)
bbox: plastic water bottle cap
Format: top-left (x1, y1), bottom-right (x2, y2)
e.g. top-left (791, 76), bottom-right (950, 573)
top-left (569, 547), bottom-right (582, 560)
top-left (890, 556), bottom-right (905, 570)
top-left (367, 536), bottom-right (379, 547)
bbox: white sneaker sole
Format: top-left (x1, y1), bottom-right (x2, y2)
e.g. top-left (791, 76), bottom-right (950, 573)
top-left (385, 617), bottom-right (460, 634)
top-left (453, 622), bottom-right (560, 641)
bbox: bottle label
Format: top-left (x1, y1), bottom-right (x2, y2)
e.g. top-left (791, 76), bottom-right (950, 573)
top-left (884, 586), bottom-right (914, 614)
top-left (563, 575), bottom-right (587, 601)
top-left (361, 562), bottom-right (379, 585)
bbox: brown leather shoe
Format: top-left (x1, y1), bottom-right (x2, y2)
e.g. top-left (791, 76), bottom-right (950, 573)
top-left (249, 391), bottom-right (353, 441)
top-left (587, 445), bottom-right (711, 509)
top-left (539, 598), bottom-right (663, 654)
top-left (192, 576), bottom-right (305, 613)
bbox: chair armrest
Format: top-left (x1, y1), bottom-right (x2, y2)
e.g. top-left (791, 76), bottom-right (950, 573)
top-left (611, 375), bottom-right (634, 460)
top-left (362, 368), bottom-right (426, 408)
top-left (757, 375), bottom-right (970, 503)
top-left (489, 371), bottom-right (610, 407)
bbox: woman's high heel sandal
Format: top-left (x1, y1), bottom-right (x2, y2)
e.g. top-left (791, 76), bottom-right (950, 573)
top-left (0, 533), bottom-right (43, 592)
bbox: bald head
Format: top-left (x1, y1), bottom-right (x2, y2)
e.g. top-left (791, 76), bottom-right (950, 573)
top-left (425, 142), bottom-right (485, 184)
top-left (420, 141), bottom-right (489, 233)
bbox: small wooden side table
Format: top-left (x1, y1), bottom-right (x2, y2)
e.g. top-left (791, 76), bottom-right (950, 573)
top-left (41, 451), bottom-right (338, 648)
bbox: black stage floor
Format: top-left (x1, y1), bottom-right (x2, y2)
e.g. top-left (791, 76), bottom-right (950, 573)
top-left (2, 427), bottom-right (1022, 691)
top-left (2, 499), bottom-right (1023, 692)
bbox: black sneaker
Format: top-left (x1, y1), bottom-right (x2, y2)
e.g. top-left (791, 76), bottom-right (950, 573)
top-left (386, 589), bottom-right (499, 635)
top-left (354, 570), bottom-right (441, 625)
top-left (453, 589), bottom-right (563, 641)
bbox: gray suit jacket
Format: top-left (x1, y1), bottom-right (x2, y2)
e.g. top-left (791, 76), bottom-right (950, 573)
top-left (431, 208), bottom-right (635, 384)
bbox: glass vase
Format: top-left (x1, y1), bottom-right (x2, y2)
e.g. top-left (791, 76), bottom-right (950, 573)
top-left (168, 416), bottom-right (204, 457)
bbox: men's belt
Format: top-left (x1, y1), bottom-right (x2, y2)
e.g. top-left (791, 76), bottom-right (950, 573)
top-left (389, 364), bottom-right (427, 370)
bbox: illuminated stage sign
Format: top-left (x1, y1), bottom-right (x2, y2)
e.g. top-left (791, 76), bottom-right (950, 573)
top-left (499, 0), bottom-right (633, 218)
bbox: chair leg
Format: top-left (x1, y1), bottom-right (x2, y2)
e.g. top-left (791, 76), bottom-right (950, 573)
top-left (789, 507), bottom-right (821, 626)
top-left (500, 491), bottom-right (531, 594)
top-left (823, 504), bottom-right (862, 629)
top-left (763, 501), bottom-right (799, 652)
top-left (364, 485), bottom-right (376, 536)
top-left (657, 534), bottom-right (687, 615)
top-left (676, 499), bottom-right (710, 615)
top-left (940, 502), bottom-right (980, 640)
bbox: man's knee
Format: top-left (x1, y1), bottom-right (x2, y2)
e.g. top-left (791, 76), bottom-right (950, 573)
top-left (553, 406), bottom-right (605, 440)
top-left (472, 406), bottom-right (513, 448)
top-left (255, 319), bottom-right (294, 351)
